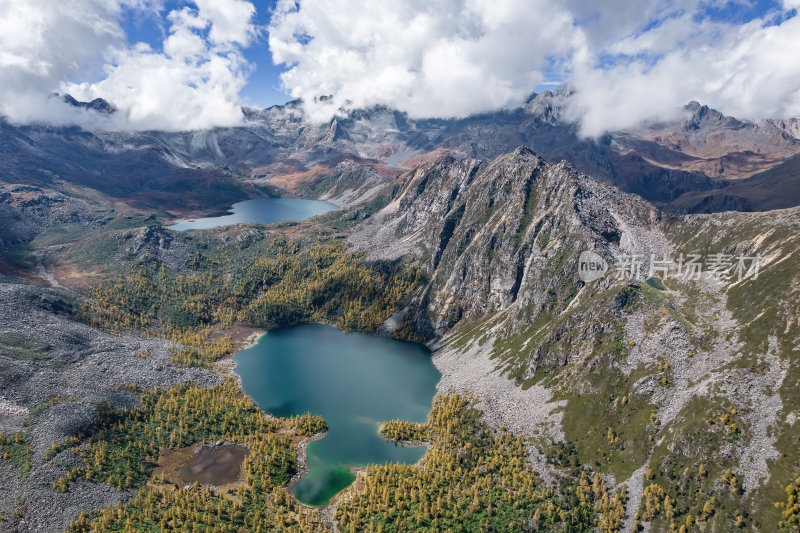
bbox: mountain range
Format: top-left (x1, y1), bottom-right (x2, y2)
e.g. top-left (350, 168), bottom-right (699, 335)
top-left (3, 87), bottom-right (800, 223)
top-left (349, 147), bottom-right (800, 531)
top-left (1, 92), bottom-right (800, 532)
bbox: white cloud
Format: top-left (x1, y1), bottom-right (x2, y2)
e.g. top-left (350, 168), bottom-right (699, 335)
top-left (0, 0), bottom-right (257, 131)
top-left (568, 14), bottom-right (800, 135)
top-left (2, 0), bottom-right (799, 134)
top-left (0, 0), bottom-right (129, 123)
top-left (268, 0), bottom-right (582, 121)
top-left (194, 0), bottom-right (256, 47)
top-left (269, 0), bottom-right (800, 133)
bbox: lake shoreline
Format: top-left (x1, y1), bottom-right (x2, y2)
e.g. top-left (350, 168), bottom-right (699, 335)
top-left (285, 430), bottom-right (329, 499)
top-left (163, 194), bottom-right (345, 227)
top-left (226, 328), bottom-right (341, 516)
top-left (224, 329), bottom-right (337, 515)
top-left (165, 196), bottom-right (340, 232)
top-left (226, 323), bottom-right (439, 516)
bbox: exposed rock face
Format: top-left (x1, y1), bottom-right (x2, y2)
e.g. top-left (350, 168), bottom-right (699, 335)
top-left (765, 117), bottom-right (800, 140)
top-left (0, 183), bottom-right (98, 258)
top-left (611, 101), bottom-right (800, 183)
top-left (670, 153), bottom-right (800, 213)
top-left (0, 201), bottom-right (32, 257)
top-left (684, 100), bottom-right (745, 130)
top-left (62, 94), bottom-right (116, 115)
top-left (3, 89), bottom-right (799, 218)
top-left (523, 83), bottom-right (575, 124)
top-left (252, 153), bottom-right (400, 208)
top-left (312, 159), bottom-right (394, 207)
top-left (353, 146), bottom-right (665, 338)
top-left (126, 225), bottom-right (194, 274)
top-left (353, 147), bottom-right (800, 530)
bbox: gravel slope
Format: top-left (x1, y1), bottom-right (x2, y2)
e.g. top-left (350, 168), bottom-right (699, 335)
top-left (0, 282), bottom-right (219, 532)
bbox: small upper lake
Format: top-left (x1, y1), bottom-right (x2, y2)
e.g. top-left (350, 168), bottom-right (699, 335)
top-left (234, 324), bottom-right (440, 506)
top-left (168, 197), bottom-right (338, 231)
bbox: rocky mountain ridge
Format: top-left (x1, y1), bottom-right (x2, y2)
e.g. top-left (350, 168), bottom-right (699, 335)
top-left (1, 140), bottom-right (798, 531)
top-left (351, 146), bottom-right (800, 531)
top-left (2, 87), bottom-right (799, 229)
top-left (351, 146), bottom-right (663, 336)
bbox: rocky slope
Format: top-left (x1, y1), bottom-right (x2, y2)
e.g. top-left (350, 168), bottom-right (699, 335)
top-left (0, 137), bottom-right (797, 531)
top-left (670, 153), bottom-right (800, 213)
top-left (0, 183), bottom-right (99, 261)
top-left (3, 88), bottom-right (799, 221)
top-left (351, 147), bottom-right (665, 337)
top-left (612, 101), bottom-right (800, 179)
top-left (352, 147), bottom-right (800, 531)
top-left (0, 282), bottom-right (219, 531)
top-left (0, 119), bottom-right (265, 218)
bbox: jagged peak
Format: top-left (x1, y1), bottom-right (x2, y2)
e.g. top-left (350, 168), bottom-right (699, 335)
top-left (682, 100), bottom-right (741, 130)
top-left (683, 100), bottom-right (703, 112)
top-left (527, 82), bottom-right (575, 103)
top-left (61, 93), bottom-right (116, 114)
top-left (512, 145), bottom-right (537, 157)
top-left (553, 82), bottom-right (576, 98)
top-left (492, 145), bottom-right (543, 166)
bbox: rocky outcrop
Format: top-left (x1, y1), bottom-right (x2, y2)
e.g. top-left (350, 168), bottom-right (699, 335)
top-left (353, 147), bottom-right (800, 530)
top-left (62, 94), bottom-right (116, 115)
top-left (670, 153), bottom-right (800, 213)
top-left (611, 101), bottom-right (800, 186)
top-left (0, 183), bottom-right (98, 259)
top-left (256, 154), bottom-right (400, 208)
top-left (352, 146), bottom-right (665, 338)
top-left (765, 117), bottom-right (800, 140)
top-left (125, 225), bottom-right (194, 274)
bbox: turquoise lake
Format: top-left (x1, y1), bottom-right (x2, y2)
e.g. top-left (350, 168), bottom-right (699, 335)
top-left (168, 197), bottom-right (338, 231)
top-left (234, 324), bottom-right (440, 506)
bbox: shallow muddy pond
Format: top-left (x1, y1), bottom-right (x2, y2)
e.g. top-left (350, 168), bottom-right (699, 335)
top-left (176, 444), bottom-right (250, 486)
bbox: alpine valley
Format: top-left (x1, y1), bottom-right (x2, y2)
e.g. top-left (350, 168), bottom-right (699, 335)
top-left (1, 91), bottom-right (799, 533)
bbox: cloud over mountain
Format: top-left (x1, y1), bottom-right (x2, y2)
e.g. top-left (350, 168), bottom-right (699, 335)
top-left (270, 0), bottom-right (800, 135)
top-left (268, 0), bottom-right (581, 122)
top-left (1, 0), bottom-right (799, 133)
top-left (0, 0), bottom-right (257, 131)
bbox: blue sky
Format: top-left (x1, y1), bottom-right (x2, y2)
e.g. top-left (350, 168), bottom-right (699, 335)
top-left (239, 2), bottom-right (288, 107)
top-left (698, 0), bottom-right (791, 23)
top-left (116, 0), bottom-right (792, 110)
top-left (2, 0), bottom-right (798, 131)
top-left (119, 0), bottom-right (289, 108)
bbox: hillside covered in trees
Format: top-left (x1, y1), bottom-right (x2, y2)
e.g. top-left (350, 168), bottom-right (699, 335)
top-left (2, 146), bottom-right (799, 533)
top-left (20, 223), bottom-right (639, 532)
